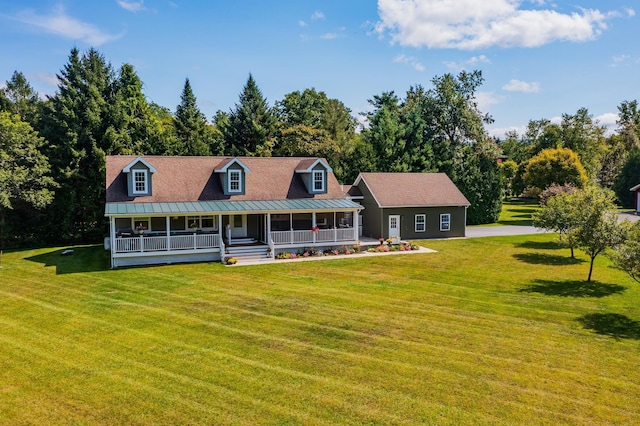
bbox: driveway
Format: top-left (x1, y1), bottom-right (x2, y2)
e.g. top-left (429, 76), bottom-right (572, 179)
top-left (466, 226), bottom-right (548, 238)
top-left (466, 212), bottom-right (639, 238)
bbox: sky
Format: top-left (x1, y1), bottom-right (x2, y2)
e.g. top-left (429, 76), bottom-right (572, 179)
top-left (0, 0), bottom-right (638, 138)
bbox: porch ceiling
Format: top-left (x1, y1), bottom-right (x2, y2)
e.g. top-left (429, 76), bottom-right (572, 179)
top-left (105, 198), bottom-right (362, 216)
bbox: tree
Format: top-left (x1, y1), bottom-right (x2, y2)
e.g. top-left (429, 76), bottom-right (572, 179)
top-left (613, 146), bottom-right (640, 208)
top-left (0, 71), bottom-right (41, 125)
top-left (500, 159), bottom-right (518, 198)
top-left (499, 130), bottom-right (531, 164)
top-left (39, 47), bottom-right (114, 243)
top-left (0, 112), bottom-right (56, 248)
top-left (225, 74), bottom-right (277, 156)
top-left (533, 190), bottom-right (579, 258)
top-left (454, 140), bottom-right (503, 224)
top-left (571, 187), bottom-right (628, 282)
top-left (174, 78), bottom-right (211, 156)
top-left (611, 222), bottom-right (640, 283)
top-left (523, 148), bottom-right (588, 193)
top-left (361, 91), bottom-right (404, 172)
top-left (560, 108), bottom-right (607, 179)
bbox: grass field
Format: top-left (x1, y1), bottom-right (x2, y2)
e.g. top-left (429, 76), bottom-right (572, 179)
top-left (472, 200), bottom-right (539, 227)
top-left (1, 234), bottom-right (639, 424)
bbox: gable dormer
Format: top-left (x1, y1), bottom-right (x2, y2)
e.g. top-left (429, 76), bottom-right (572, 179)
top-left (295, 158), bottom-right (332, 195)
top-left (123, 157), bottom-right (156, 197)
top-left (214, 158), bottom-right (250, 196)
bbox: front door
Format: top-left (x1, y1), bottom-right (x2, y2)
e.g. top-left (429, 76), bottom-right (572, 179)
top-left (388, 215), bottom-right (400, 239)
top-left (230, 214), bottom-right (247, 238)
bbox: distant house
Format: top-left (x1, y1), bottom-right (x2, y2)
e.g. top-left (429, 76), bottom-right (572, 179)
top-left (105, 156), bottom-right (362, 268)
top-left (349, 173), bottom-right (470, 240)
top-left (630, 183), bottom-right (640, 213)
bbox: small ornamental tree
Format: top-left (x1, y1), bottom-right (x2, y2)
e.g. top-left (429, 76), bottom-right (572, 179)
top-left (533, 191), bottom-right (579, 257)
top-left (611, 222), bottom-right (640, 283)
top-left (571, 187), bottom-right (629, 282)
top-left (523, 148), bottom-right (588, 193)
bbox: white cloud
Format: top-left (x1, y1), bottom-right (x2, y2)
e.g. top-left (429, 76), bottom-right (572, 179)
top-left (502, 79), bottom-right (540, 93)
top-left (11, 5), bottom-right (122, 45)
top-left (376, 0), bottom-right (622, 50)
top-left (468, 55), bottom-right (490, 64)
top-left (595, 112), bottom-right (618, 135)
top-left (298, 20), bottom-right (307, 27)
top-left (610, 54), bottom-right (630, 67)
top-left (475, 91), bottom-right (505, 112)
top-left (321, 32), bottom-right (340, 40)
top-left (117, 0), bottom-right (145, 12)
top-left (625, 8), bottom-right (635, 17)
top-left (32, 72), bottom-right (59, 88)
top-left (311, 11), bottom-right (325, 21)
top-left (393, 54), bottom-right (425, 71)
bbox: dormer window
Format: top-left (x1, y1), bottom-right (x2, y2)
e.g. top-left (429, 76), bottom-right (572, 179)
top-left (313, 171), bottom-right (325, 192)
top-left (123, 157), bottom-right (155, 197)
top-left (133, 170), bottom-right (148, 194)
top-left (229, 170), bottom-right (241, 193)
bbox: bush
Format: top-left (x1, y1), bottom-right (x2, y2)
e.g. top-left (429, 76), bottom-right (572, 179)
top-left (523, 148), bottom-right (588, 192)
top-left (539, 183), bottom-right (577, 205)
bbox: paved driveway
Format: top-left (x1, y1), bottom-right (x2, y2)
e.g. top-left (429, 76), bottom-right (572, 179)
top-left (466, 226), bottom-right (548, 238)
top-left (466, 212), bottom-right (639, 238)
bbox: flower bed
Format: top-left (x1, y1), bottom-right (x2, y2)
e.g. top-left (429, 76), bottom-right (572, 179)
top-left (274, 243), bottom-right (421, 260)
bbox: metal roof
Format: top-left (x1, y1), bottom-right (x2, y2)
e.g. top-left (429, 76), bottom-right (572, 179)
top-left (105, 198), bottom-right (363, 216)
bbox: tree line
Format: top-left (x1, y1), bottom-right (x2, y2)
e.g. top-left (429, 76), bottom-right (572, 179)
top-left (1, 47), bottom-right (638, 249)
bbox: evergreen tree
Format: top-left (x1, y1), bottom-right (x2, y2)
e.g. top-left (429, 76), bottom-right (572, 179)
top-left (39, 47), bottom-right (113, 243)
top-left (0, 71), bottom-right (41, 125)
top-left (174, 78), bottom-right (211, 156)
top-left (226, 74), bottom-right (277, 156)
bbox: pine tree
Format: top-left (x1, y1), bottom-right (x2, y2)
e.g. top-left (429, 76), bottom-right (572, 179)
top-left (226, 74), bottom-right (276, 156)
top-left (174, 78), bottom-right (210, 156)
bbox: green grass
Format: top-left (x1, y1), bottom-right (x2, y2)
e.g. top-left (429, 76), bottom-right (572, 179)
top-left (1, 235), bottom-right (640, 424)
top-left (472, 200), bottom-right (540, 227)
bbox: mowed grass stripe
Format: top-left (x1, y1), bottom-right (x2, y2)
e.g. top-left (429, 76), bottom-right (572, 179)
top-left (2, 276), bottom-right (636, 422)
top-left (3, 234), bottom-right (640, 424)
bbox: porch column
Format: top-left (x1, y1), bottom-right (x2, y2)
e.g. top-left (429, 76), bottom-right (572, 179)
top-left (312, 212), bottom-right (316, 244)
top-left (290, 213), bottom-right (293, 244)
top-left (267, 213), bottom-right (271, 242)
top-left (333, 212), bottom-right (337, 242)
top-left (166, 216), bottom-right (171, 251)
top-left (353, 210), bottom-right (358, 242)
top-left (110, 216), bottom-right (116, 268)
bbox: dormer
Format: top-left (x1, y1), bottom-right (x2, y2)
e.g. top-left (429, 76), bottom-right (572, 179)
top-left (295, 158), bottom-right (332, 195)
top-left (123, 157), bottom-right (156, 197)
top-left (214, 158), bottom-right (250, 196)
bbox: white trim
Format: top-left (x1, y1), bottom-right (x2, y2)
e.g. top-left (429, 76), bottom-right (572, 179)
top-left (440, 213), bottom-right (451, 232)
top-left (123, 157), bottom-right (156, 173)
top-left (415, 214), bottom-right (426, 232)
top-left (630, 184), bottom-right (640, 192)
top-left (228, 170), bottom-right (242, 193)
top-left (313, 170), bottom-right (325, 192)
top-left (132, 169), bottom-right (149, 195)
top-left (295, 158), bottom-right (332, 173)
top-left (214, 157), bottom-right (250, 173)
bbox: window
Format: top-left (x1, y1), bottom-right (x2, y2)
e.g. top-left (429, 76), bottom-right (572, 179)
top-left (313, 171), bottom-right (324, 191)
top-left (228, 170), bottom-right (241, 192)
top-left (201, 216), bottom-right (216, 230)
top-left (415, 214), bottom-right (426, 232)
top-left (440, 214), bottom-right (451, 231)
top-left (132, 170), bottom-right (148, 194)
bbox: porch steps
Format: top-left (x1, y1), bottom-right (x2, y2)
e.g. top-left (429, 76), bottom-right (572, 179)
top-left (228, 237), bottom-right (258, 246)
top-left (225, 244), bottom-right (271, 263)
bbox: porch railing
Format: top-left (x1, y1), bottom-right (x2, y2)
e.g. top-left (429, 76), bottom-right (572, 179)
top-left (114, 233), bottom-right (220, 254)
top-left (270, 227), bottom-right (355, 246)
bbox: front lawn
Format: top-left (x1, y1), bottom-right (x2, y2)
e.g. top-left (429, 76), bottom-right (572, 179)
top-left (1, 235), bottom-right (639, 424)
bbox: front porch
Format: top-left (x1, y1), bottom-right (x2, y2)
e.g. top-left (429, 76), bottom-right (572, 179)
top-left (107, 209), bottom-right (360, 267)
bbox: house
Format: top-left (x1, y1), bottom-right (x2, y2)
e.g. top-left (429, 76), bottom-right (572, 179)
top-left (349, 173), bottom-right (470, 240)
top-left (630, 184), bottom-right (640, 213)
top-left (105, 156), bottom-right (362, 268)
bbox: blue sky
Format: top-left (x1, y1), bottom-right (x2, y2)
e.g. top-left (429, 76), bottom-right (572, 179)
top-left (0, 0), bottom-right (637, 138)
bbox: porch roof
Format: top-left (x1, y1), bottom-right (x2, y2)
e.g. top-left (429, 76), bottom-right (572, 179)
top-left (105, 198), bottom-right (362, 216)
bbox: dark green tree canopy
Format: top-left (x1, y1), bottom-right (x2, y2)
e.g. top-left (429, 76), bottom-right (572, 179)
top-left (174, 78), bottom-right (211, 156)
top-left (225, 74), bottom-right (277, 156)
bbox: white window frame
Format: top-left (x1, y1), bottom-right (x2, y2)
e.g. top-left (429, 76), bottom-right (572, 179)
top-left (132, 170), bottom-right (148, 195)
top-left (313, 170), bottom-right (325, 192)
top-left (228, 170), bottom-right (242, 193)
top-left (440, 213), bottom-right (451, 231)
top-left (415, 214), bottom-right (426, 232)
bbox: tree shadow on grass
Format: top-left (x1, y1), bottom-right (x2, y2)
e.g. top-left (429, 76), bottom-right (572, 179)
top-left (25, 246), bottom-right (109, 275)
top-left (516, 240), bottom-right (563, 251)
top-left (577, 313), bottom-right (640, 340)
top-left (520, 279), bottom-right (626, 298)
top-left (513, 252), bottom-right (584, 265)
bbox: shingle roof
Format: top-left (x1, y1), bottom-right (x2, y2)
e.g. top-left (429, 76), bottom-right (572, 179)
top-left (355, 173), bottom-right (470, 208)
top-left (106, 156), bottom-right (345, 203)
